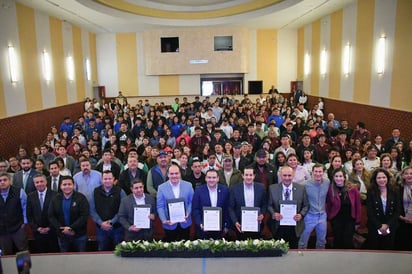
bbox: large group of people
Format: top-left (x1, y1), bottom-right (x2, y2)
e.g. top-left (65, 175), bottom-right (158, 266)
top-left (1, 91), bottom-right (411, 255)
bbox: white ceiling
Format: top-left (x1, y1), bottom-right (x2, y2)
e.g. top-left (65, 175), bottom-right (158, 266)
top-left (14, 0), bottom-right (355, 33)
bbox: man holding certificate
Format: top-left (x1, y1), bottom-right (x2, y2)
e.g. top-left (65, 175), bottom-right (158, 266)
top-left (118, 179), bottom-right (156, 241)
top-left (267, 166), bottom-right (308, 248)
top-left (228, 167), bottom-right (266, 240)
top-left (192, 169), bottom-right (230, 239)
top-left (157, 165), bottom-right (194, 241)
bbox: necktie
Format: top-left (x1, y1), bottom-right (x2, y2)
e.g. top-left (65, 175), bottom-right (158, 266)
top-left (23, 172), bottom-right (29, 190)
top-left (39, 192), bottom-right (44, 210)
top-left (52, 177), bottom-right (58, 191)
top-left (284, 188), bottom-right (290, 201)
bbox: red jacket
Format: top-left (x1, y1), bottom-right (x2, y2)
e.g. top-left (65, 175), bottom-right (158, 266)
top-left (326, 184), bottom-right (362, 224)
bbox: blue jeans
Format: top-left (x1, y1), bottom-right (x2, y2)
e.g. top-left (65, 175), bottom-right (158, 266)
top-left (96, 225), bottom-right (124, 251)
top-left (58, 234), bottom-right (87, 252)
top-left (298, 212), bottom-right (327, 249)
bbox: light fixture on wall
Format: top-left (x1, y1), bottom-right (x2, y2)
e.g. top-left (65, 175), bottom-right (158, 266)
top-left (85, 58), bottom-right (91, 81)
top-left (320, 48), bottom-right (327, 76)
top-left (343, 42), bottom-right (351, 76)
top-left (8, 46), bottom-right (18, 83)
top-left (66, 56), bottom-right (75, 81)
top-left (376, 35), bottom-right (386, 75)
top-left (42, 50), bottom-right (52, 81)
top-left (304, 53), bottom-right (311, 76)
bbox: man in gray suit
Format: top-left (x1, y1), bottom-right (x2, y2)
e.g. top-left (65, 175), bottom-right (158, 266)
top-left (13, 156), bottom-right (39, 193)
top-left (118, 179), bottom-right (156, 241)
top-left (157, 165), bottom-right (194, 241)
top-left (267, 166), bottom-right (308, 248)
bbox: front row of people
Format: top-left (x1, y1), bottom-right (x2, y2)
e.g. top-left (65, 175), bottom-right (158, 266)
top-left (0, 165), bottom-right (411, 254)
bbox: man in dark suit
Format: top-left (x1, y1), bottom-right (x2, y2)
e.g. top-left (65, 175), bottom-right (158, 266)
top-left (47, 161), bottom-right (62, 192)
top-left (118, 179), bottom-right (156, 241)
top-left (48, 176), bottom-right (89, 252)
top-left (267, 166), bottom-right (308, 248)
top-left (12, 156), bottom-right (39, 193)
top-left (192, 169), bottom-right (230, 239)
top-left (94, 149), bottom-right (121, 180)
top-left (228, 167), bottom-right (267, 240)
top-left (27, 174), bottom-right (59, 253)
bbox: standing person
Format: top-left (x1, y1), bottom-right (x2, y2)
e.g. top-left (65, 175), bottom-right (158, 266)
top-left (326, 168), bottom-right (361, 249)
top-left (192, 169), bottom-right (230, 239)
top-left (95, 148), bottom-right (121, 180)
top-left (48, 176), bottom-right (89, 252)
top-left (228, 167), bottom-right (267, 240)
top-left (247, 149), bottom-right (277, 191)
top-left (183, 158), bottom-right (206, 190)
top-left (267, 166), bottom-right (308, 248)
top-left (298, 164), bottom-right (330, 249)
top-left (0, 172), bottom-right (28, 255)
top-left (146, 150), bottom-right (170, 196)
top-left (73, 158), bottom-right (102, 202)
top-left (47, 161), bottom-right (63, 192)
top-left (27, 174), bottom-right (59, 253)
top-left (157, 165), bottom-right (194, 241)
top-left (217, 155), bottom-right (242, 189)
top-left (12, 156), bottom-right (39, 194)
top-left (89, 171), bottom-right (126, 251)
top-left (118, 179), bottom-right (156, 241)
top-left (396, 167), bottom-right (412, 250)
top-left (366, 168), bottom-right (400, 250)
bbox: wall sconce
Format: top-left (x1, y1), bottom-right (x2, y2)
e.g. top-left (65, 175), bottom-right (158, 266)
top-left (42, 50), bottom-right (52, 81)
top-left (304, 53), bottom-right (311, 76)
top-left (320, 48), bottom-right (327, 76)
top-left (343, 42), bottom-right (351, 76)
top-left (8, 46), bottom-right (18, 83)
top-left (85, 58), bottom-right (91, 81)
top-left (66, 56), bottom-right (75, 81)
top-left (376, 35), bottom-right (386, 75)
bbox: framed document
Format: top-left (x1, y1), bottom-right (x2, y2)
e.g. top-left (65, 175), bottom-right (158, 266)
top-left (203, 207), bottom-right (222, 231)
top-left (133, 205), bottom-right (151, 229)
top-left (241, 207), bottom-right (260, 232)
top-left (167, 198), bottom-right (186, 223)
top-left (279, 200), bottom-right (297, 226)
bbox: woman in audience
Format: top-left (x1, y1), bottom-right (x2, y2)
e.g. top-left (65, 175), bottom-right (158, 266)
top-left (224, 141), bottom-right (233, 156)
top-left (35, 159), bottom-right (50, 177)
top-left (366, 168), bottom-right (400, 250)
top-left (348, 158), bottom-right (371, 202)
top-left (55, 157), bottom-right (71, 176)
top-left (326, 168), bottom-right (361, 249)
top-left (165, 128), bottom-right (176, 149)
top-left (327, 155), bottom-right (343, 181)
top-left (379, 153), bottom-right (398, 180)
top-left (389, 146), bottom-right (404, 172)
top-left (278, 153), bottom-right (310, 185)
top-left (396, 167), bottom-right (412, 250)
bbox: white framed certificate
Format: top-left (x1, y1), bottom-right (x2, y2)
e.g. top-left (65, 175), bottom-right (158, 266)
top-left (241, 207), bottom-right (260, 232)
top-left (167, 198), bottom-right (186, 223)
top-left (203, 207), bottom-right (222, 231)
top-left (279, 201), bottom-right (297, 226)
top-left (133, 205), bottom-right (151, 229)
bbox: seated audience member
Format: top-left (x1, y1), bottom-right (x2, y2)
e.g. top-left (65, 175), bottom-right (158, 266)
top-left (13, 156), bottom-right (39, 194)
top-left (0, 172), bottom-right (28, 255)
top-left (278, 154), bottom-right (310, 186)
top-left (183, 157), bottom-right (206, 190)
top-left (118, 179), bottom-right (156, 241)
top-left (192, 170), bottom-right (230, 239)
top-left (48, 176), bottom-right (89, 252)
top-left (228, 167), bottom-right (266, 240)
top-left (27, 174), bottom-right (59, 253)
top-left (395, 167), bottom-right (412, 251)
top-left (326, 168), bottom-right (361, 249)
top-left (268, 166), bottom-right (308, 248)
top-left (147, 150), bottom-right (170, 196)
top-left (348, 159), bottom-right (371, 202)
top-left (118, 156), bottom-right (148, 195)
top-left (73, 158), bottom-right (102, 202)
top-left (218, 155), bottom-right (242, 189)
top-left (366, 168), bottom-right (400, 250)
top-left (89, 171), bottom-right (126, 251)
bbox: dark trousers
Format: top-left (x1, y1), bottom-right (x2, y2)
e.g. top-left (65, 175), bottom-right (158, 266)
top-left (58, 234), bottom-right (87, 252)
top-left (331, 217), bottom-right (355, 249)
top-left (96, 225), bottom-right (124, 251)
top-left (33, 230), bottom-right (59, 253)
top-left (275, 226), bottom-right (298, 249)
top-left (0, 226), bottom-right (28, 255)
top-left (164, 224), bottom-right (190, 242)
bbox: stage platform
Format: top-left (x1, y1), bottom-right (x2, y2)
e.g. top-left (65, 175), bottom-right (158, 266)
top-left (2, 250), bottom-right (411, 274)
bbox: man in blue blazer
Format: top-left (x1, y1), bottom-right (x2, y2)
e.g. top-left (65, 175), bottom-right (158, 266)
top-left (12, 156), bottom-right (39, 193)
top-left (229, 167), bottom-right (267, 240)
top-left (192, 169), bottom-right (230, 239)
top-left (157, 165), bottom-right (194, 241)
